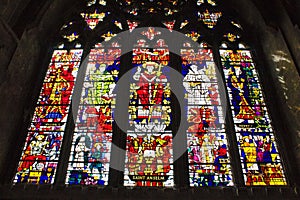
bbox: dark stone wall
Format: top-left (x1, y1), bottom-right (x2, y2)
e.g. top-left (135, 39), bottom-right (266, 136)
top-left (0, 19), bottom-right (18, 84)
top-left (227, 0), bottom-right (300, 186)
top-left (0, 0), bottom-right (76, 182)
top-left (0, 185), bottom-right (299, 200)
top-left (259, 28), bottom-right (300, 184)
top-left (0, 0), bottom-right (299, 198)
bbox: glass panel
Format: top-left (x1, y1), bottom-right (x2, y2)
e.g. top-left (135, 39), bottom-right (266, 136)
top-left (14, 49), bottom-right (83, 184)
top-left (66, 45), bottom-right (121, 185)
top-left (124, 45), bottom-right (174, 187)
top-left (220, 49), bottom-right (287, 186)
top-left (182, 47), bottom-right (234, 186)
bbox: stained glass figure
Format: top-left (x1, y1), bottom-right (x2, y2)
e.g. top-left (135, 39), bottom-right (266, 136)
top-left (220, 49), bottom-right (287, 185)
top-left (124, 40), bottom-right (174, 187)
top-left (182, 46), bottom-right (233, 186)
top-left (66, 43), bottom-right (121, 185)
top-left (198, 9), bottom-right (222, 29)
top-left (14, 49), bottom-right (83, 184)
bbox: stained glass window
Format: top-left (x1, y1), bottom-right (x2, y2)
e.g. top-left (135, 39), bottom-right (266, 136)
top-left (124, 38), bottom-right (174, 187)
top-left (13, 0), bottom-right (290, 188)
top-left (220, 49), bottom-right (287, 185)
top-left (14, 47), bottom-right (83, 184)
top-left (66, 43), bottom-right (121, 185)
top-left (182, 43), bottom-right (233, 186)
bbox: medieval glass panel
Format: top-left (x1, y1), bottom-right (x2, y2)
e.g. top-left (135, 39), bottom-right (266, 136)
top-left (182, 44), bottom-right (234, 186)
top-left (66, 43), bottom-right (121, 185)
top-left (220, 49), bottom-right (287, 186)
top-left (124, 39), bottom-right (174, 187)
top-left (14, 48), bottom-right (83, 184)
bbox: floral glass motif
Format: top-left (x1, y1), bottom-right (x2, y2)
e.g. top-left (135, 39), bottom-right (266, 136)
top-left (185, 31), bottom-right (201, 42)
top-left (207, 0), bottom-right (217, 6)
top-left (141, 27), bottom-right (161, 40)
top-left (64, 32), bottom-right (79, 42)
top-left (81, 10), bottom-right (109, 30)
top-left (101, 31), bottom-right (117, 41)
top-left (124, 40), bottom-right (174, 187)
top-left (66, 43), bottom-right (121, 185)
top-left (127, 20), bottom-right (139, 32)
top-left (127, 8), bottom-right (139, 15)
top-left (182, 46), bottom-right (233, 186)
top-left (224, 33), bottom-right (240, 42)
top-left (114, 21), bottom-right (123, 30)
top-left (164, 7), bottom-right (178, 16)
top-left (197, 0), bottom-right (217, 6)
top-left (87, 0), bottom-right (97, 6)
top-left (180, 19), bottom-right (189, 29)
top-left (14, 49), bottom-right (83, 184)
top-left (231, 21), bottom-right (242, 29)
top-left (61, 22), bottom-right (73, 30)
top-left (220, 49), bottom-right (287, 186)
top-left (99, 0), bottom-right (106, 6)
top-left (162, 20), bottom-right (175, 31)
top-left (197, 0), bottom-right (204, 6)
top-left (198, 9), bottom-right (222, 29)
